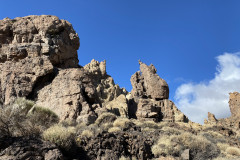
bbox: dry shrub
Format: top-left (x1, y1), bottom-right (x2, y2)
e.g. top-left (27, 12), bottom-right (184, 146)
top-left (157, 122), bottom-right (170, 129)
top-left (119, 156), bottom-right (131, 160)
top-left (152, 132), bottom-right (219, 159)
top-left (161, 126), bottom-right (182, 135)
top-left (14, 98), bottom-right (35, 113)
top-left (100, 122), bottom-right (113, 131)
top-left (108, 127), bottom-right (121, 133)
top-left (27, 105), bottom-right (59, 128)
top-left (0, 98), bottom-right (58, 137)
top-left (43, 124), bottom-right (76, 149)
top-left (217, 142), bottom-right (230, 153)
top-left (200, 131), bottom-right (227, 144)
top-left (95, 112), bottom-right (117, 126)
top-left (132, 119), bottom-right (143, 126)
top-left (226, 147), bottom-right (240, 156)
top-left (138, 121), bottom-right (159, 129)
top-left (81, 129), bottom-right (94, 138)
top-left (113, 117), bottom-right (131, 129)
top-left (142, 127), bottom-right (156, 132)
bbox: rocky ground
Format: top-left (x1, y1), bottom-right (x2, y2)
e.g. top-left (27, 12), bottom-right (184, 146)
top-left (0, 15), bottom-right (239, 160)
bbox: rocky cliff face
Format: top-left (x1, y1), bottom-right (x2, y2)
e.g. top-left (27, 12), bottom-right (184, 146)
top-left (1, 15), bottom-right (240, 160)
top-left (0, 15), bottom-right (79, 106)
top-left (0, 16), bottom-right (127, 123)
top-left (0, 15), bottom-right (188, 124)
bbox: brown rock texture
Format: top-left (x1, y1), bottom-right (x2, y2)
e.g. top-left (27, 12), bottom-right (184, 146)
top-left (0, 16), bottom-right (127, 123)
top-left (205, 92), bottom-right (240, 129)
top-left (0, 137), bottom-right (63, 160)
top-left (35, 60), bottom-right (126, 123)
top-left (131, 60), bottom-right (169, 100)
top-left (0, 15), bottom-right (79, 105)
top-left (129, 61), bottom-right (188, 123)
top-left (0, 15), bottom-right (79, 67)
top-left (229, 92), bottom-right (240, 118)
top-left (204, 112), bottom-right (218, 125)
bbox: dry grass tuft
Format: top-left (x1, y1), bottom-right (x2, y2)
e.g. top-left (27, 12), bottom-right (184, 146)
top-left (113, 117), bottom-right (131, 129)
top-left (108, 127), bottom-right (121, 133)
top-left (226, 147), bottom-right (240, 156)
top-left (43, 124), bottom-right (76, 149)
top-left (81, 129), bottom-right (94, 138)
top-left (152, 132), bottom-right (219, 159)
top-left (95, 112), bottom-right (117, 126)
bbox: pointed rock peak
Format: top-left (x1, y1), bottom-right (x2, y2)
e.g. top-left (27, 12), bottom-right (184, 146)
top-left (84, 59), bottom-right (106, 76)
top-left (131, 61), bottom-right (169, 100)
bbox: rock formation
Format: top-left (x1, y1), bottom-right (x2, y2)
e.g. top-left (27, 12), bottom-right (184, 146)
top-left (0, 15), bottom-right (79, 106)
top-left (204, 92), bottom-right (240, 129)
top-left (0, 16), bottom-right (126, 124)
top-left (0, 15), bottom-right (188, 124)
top-left (128, 61), bottom-right (188, 123)
top-left (1, 15), bottom-right (240, 160)
top-left (229, 92), bottom-right (240, 119)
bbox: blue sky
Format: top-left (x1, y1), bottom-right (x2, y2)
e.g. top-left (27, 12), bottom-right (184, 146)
top-left (1, 1), bottom-right (240, 123)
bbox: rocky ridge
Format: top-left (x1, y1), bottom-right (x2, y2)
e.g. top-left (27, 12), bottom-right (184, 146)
top-left (0, 15), bottom-right (240, 160)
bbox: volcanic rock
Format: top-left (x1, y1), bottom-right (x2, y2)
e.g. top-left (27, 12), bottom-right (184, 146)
top-left (205, 92), bottom-right (240, 129)
top-left (129, 61), bottom-right (188, 122)
top-left (131, 60), bottom-right (169, 100)
top-left (0, 15), bottom-right (79, 105)
top-left (0, 137), bottom-right (63, 160)
top-left (229, 92), bottom-right (240, 118)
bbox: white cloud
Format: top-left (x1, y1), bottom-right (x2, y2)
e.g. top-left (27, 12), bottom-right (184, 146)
top-left (174, 52), bottom-right (240, 124)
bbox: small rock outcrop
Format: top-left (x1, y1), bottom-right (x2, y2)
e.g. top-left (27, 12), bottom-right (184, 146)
top-left (128, 61), bottom-right (188, 123)
top-left (229, 92), bottom-right (240, 118)
top-left (131, 60), bottom-right (169, 100)
top-left (205, 92), bottom-right (240, 129)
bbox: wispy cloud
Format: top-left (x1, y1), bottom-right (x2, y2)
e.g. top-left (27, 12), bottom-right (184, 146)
top-left (174, 52), bottom-right (240, 124)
